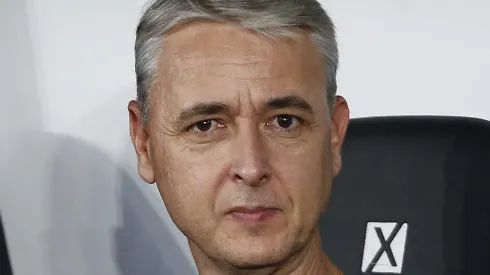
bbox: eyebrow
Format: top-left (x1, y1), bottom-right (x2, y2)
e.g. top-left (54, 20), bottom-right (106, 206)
top-left (176, 101), bottom-right (229, 125)
top-left (265, 95), bottom-right (314, 114)
top-left (174, 95), bottom-right (314, 126)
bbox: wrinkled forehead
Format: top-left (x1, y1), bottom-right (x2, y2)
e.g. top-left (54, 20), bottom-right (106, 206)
top-left (149, 21), bottom-right (329, 121)
top-left (159, 21), bottom-right (325, 84)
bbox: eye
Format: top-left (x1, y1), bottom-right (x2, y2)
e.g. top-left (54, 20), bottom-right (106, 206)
top-left (268, 115), bottom-right (301, 131)
top-left (189, 119), bottom-right (224, 135)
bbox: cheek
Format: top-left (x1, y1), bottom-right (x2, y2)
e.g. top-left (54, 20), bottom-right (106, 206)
top-left (152, 141), bottom-right (229, 228)
top-left (270, 137), bottom-right (332, 219)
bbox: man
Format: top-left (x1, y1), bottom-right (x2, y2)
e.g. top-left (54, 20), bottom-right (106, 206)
top-left (128, 0), bottom-right (350, 274)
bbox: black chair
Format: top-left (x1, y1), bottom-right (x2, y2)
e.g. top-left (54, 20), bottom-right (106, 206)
top-left (320, 116), bottom-right (490, 275)
top-left (0, 214), bottom-right (13, 275)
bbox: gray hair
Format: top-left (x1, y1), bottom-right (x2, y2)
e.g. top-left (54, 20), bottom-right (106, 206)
top-left (135, 0), bottom-right (339, 123)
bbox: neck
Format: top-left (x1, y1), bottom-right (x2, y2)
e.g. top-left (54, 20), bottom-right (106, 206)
top-left (190, 227), bottom-right (341, 275)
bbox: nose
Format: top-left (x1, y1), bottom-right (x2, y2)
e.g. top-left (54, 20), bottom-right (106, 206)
top-left (229, 124), bottom-right (271, 186)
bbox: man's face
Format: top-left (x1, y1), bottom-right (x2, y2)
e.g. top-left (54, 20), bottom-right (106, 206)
top-left (129, 22), bottom-right (349, 268)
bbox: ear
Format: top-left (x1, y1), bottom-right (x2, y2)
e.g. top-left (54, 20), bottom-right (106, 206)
top-left (330, 96), bottom-right (350, 176)
top-left (128, 100), bottom-right (155, 184)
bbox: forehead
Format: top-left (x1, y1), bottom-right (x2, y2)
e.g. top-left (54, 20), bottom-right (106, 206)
top-left (156, 21), bottom-right (326, 112)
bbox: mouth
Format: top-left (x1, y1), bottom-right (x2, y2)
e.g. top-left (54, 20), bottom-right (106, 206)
top-left (226, 206), bottom-right (280, 222)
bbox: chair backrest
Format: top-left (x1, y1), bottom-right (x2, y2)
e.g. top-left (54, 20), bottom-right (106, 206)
top-left (0, 214), bottom-right (13, 275)
top-left (320, 116), bottom-right (490, 275)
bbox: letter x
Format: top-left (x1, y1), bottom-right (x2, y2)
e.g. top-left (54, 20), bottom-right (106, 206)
top-left (365, 223), bottom-right (403, 273)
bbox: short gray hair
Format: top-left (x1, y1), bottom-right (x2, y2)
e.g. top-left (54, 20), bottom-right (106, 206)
top-left (135, 0), bottom-right (339, 123)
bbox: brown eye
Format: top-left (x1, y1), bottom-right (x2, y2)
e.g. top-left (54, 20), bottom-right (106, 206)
top-left (195, 120), bottom-right (213, 132)
top-left (269, 115), bottom-right (300, 131)
top-left (277, 115), bottom-right (294, 128)
top-left (189, 119), bottom-right (225, 136)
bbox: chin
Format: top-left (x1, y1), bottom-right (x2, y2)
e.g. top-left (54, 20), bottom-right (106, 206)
top-left (217, 234), bottom-right (294, 269)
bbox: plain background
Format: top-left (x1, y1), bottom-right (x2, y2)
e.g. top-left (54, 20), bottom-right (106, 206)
top-left (1, 0), bottom-right (489, 274)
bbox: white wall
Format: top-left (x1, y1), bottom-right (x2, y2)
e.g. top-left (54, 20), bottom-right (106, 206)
top-left (1, 0), bottom-right (489, 274)
top-left (324, 0), bottom-right (490, 120)
top-left (1, 0), bottom-right (196, 274)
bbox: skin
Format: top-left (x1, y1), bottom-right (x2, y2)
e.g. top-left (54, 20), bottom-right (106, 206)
top-left (128, 21), bottom-right (349, 275)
